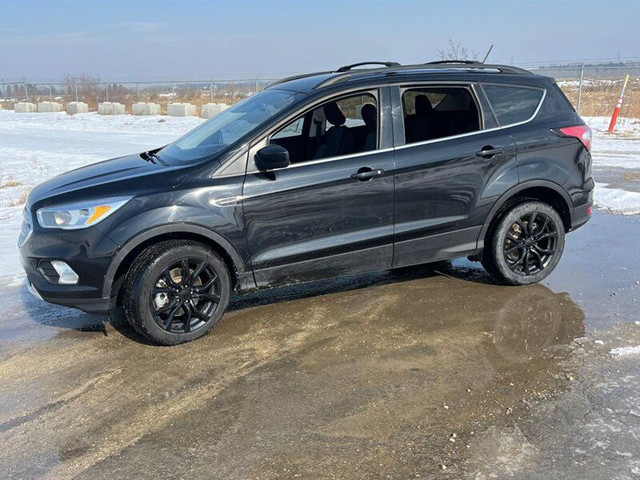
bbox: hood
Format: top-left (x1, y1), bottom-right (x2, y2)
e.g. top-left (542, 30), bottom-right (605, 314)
top-left (28, 153), bottom-right (192, 209)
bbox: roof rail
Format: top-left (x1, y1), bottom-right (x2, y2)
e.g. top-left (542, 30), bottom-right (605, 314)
top-left (425, 60), bottom-right (479, 65)
top-left (266, 62), bottom-right (399, 89)
top-left (336, 61), bottom-right (401, 72)
top-left (265, 70), bottom-right (336, 89)
top-left (265, 70), bottom-right (335, 89)
top-left (267, 61), bottom-right (533, 90)
top-left (314, 62), bottom-right (532, 89)
top-left (421, 61), bottom-right (531, 74)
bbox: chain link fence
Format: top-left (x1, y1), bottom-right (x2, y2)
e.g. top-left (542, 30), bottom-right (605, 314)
top-left (0, 78), bottom-right (276, 115)
top-left (530, 64), bottom-right (640, 118)
top-left (1, 64), bottom-right (638, 119)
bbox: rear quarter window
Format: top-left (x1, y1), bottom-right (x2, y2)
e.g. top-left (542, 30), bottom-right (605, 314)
top-left (552, 83), bottom-right (576, 111)
top-left (482, 84), bottom-right (544, 126)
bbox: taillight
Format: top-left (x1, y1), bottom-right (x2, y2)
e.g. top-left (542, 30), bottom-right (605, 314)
top-left (558, 125), bottom-right (592, 152)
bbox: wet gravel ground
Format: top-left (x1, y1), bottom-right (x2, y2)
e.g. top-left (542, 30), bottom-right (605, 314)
top-left (596, 167), bottom-right (640, 193)
top-left (1, 211), bottom-right (639, 479)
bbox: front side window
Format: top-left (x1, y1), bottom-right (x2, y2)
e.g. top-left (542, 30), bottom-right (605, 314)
top-left (270, 92), bottom-right (378, 164)
top-left (402, 87), bottom-right (481, 145)
top-left (482, 84), bottom-right (544, 126)
top-left (158, 89), bottom-right (303, 163)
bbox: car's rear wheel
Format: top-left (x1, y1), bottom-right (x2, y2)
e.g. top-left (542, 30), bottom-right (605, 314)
top-left (482, 200), bottom-right (565, 285)
top-left (123, 240), bottom-right (230, 345)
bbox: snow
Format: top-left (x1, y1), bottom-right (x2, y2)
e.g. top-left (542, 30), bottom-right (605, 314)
top-left (584, 116), bottom-right (640, 170)
top-left (557, 79), bottom-right (624, 88)
top-left (0, 111), bottom-right (639, 286)
top-left (1, 111), bottom-right (204, 284)
top-left (0, 112), bottom-right (203, 208)
top-left (610, 346), bottom-right (640, 357)
top-left (594, 183), bottom-right (640, 215)
top-left (583, 116), bottom-right (640, 215)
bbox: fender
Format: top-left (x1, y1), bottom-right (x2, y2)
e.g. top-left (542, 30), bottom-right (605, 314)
top-left (101, 222), bottom-right (248, 298)
top-left (476, 179), bottom-right (572, 246)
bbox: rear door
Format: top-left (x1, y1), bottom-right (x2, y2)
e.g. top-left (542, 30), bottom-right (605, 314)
top-left (242, 88), bottom-right (396, 287)
top-left (391, 83), bottom-right (517, 266)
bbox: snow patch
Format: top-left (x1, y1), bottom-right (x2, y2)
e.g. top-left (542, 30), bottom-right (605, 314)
top-left (609, 346), bottom-right (640, 357)
top-left (594, 183), bottom-right (640, 215)
top-left (582, 117), bottom-right (640, 172)
top-left (1, 111), bottom-right (202, 283)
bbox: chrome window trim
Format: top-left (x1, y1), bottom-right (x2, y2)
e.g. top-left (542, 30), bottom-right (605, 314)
top-left (220, 81), bottom-right (548, 176)
top-left (268, 145), bottom-right (395, 171)
top-left (247, 139), bottom-right (394, 173)
top-left (393, 125), bottom-right (503, 151)
top-left (479, 83), bottom-right (547, 127)
top-left (470, 82), bottom-right (498, 128)
top-left (394, 86), bottom-right (546, 151)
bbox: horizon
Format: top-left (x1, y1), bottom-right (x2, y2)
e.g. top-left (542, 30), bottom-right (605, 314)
top-left (1, 0), bottom-right (639, 82)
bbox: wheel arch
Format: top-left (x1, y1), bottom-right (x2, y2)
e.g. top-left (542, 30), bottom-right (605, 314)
top-left (478, 180), bottom-right (572, 248)
top-left (103, 223), bottom-right (250, 301)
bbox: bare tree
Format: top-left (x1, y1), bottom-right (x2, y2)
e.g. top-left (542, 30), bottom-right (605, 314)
top-left (437, 39), bottom-right (480, 61)
top-left (64, 73), bottom-right (102, 107)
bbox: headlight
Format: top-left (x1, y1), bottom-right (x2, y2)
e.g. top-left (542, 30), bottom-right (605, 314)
top-left (36, 196), bottom-right (132, 230)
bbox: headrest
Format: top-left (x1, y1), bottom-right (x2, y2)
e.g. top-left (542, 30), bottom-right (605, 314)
top-left (361, 103), bottom-right (377, 129)
top-left (323, 102), bottom-right (346, 126)
top-left (415, 95), bottom-right (434, 117)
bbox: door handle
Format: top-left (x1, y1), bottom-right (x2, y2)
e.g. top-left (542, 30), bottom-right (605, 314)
top-left (351, 168), bottom-right (384, 181)
top-left (475, 146), bottom-right (504, 158)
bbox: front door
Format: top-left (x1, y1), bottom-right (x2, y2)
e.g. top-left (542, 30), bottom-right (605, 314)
top-left (242, 89), bottom-right (395, 287)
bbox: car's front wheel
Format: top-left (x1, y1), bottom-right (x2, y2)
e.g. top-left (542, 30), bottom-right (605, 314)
top-left (482, 200), bottom-right (565, 285)
top-left (123, 240), bottom-right (230, 345)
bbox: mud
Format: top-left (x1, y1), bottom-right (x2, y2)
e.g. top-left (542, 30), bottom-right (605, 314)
top-left (1, 211), bottom-right (638, 479)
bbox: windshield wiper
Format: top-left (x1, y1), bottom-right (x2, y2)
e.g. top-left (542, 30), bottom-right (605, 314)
top-left (141, 150), bottom-right (168, 166)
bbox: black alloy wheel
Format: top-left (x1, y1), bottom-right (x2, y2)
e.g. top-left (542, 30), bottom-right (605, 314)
top-left (123, 240), bottom-right (231, 345)
top-left (503, 211), bottom-right (558, 276)
top-left (482, 200), bottom-right (565, 286)
top-left (150, 258), bottom-right (222, 334)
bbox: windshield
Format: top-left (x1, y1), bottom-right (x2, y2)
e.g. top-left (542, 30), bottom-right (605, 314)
top-left (158, 89), bottom-right (303, 163)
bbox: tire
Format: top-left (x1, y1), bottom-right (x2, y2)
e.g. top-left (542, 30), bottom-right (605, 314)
top-left (122, 240), bottom-right (231, 345)
top-left (482, 200), bottom-right (565, 285)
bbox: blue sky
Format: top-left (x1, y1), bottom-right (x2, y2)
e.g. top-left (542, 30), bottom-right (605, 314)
top-left (0, 0), bottom-right (638, 81)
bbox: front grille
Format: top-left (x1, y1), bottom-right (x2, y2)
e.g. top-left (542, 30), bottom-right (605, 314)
top-left (18, 207), bottom-right (33, 247)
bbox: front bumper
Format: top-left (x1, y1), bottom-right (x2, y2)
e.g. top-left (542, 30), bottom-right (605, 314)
top-left (26, 279), bottom-right (111, 313)
top-left (19, 224), bottom-right (118, 314)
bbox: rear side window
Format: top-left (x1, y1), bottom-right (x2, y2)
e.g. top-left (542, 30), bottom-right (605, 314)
top-left (482, 84), bottom-right (544, 126)
top-left (401, 86), bottom-right (480, 144)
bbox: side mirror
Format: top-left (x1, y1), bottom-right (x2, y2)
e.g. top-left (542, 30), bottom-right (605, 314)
top-left (255, 144), bottom-right (290, 171)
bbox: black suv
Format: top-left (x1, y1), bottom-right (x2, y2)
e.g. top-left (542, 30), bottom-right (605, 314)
top-left (19, 61), bottom-right (594, 345)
